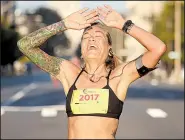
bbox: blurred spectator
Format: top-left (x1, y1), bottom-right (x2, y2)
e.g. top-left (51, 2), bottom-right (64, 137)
top-left (26, 62), bottom-right (32, 75)
top-left (1, 25), bottom-right (22, 76)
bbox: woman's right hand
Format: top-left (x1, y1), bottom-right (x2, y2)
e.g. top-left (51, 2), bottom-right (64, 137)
top-left (63, 8), bottom-right (98, 30)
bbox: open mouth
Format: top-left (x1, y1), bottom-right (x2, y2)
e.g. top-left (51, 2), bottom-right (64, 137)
top-left (88, 45), bottom-right (98, 50)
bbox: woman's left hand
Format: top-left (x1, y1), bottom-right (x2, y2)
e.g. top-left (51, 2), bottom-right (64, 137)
top-left (97, 5), bottom-right (125, 30)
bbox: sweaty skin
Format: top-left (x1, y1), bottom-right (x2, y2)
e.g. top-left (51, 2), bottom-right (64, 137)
top-left (68, 116), bottom-right (118, 139)
top-left (17, 21), bottom-right (66, 77)
top-left (17, 6), bottom-right (166, 139)
top-left (17, 9), bottom-right (119, 139)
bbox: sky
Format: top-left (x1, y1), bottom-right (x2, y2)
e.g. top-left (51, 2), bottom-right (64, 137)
top-left (16, 1), bottom-right (128, 13)
top-left (16, 1), bottom-right (48, 12)
top-left (81, 1), bottom-right (127, 13)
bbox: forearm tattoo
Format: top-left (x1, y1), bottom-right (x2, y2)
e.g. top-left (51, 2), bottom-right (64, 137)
top-left (17, 20), bottom-right (67, 76)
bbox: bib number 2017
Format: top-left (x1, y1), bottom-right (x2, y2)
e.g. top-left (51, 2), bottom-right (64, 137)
top-left (79, 94), bottom-right (99, 101)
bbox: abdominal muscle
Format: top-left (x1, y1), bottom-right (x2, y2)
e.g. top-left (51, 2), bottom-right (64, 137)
top-left (68, 116), bottom-right (118, 139)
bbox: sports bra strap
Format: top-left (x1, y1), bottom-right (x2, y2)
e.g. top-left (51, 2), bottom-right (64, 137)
top-left (107, 70), bottom-right (112, 85)
top-left (73, 68), bottom-right (84, 85)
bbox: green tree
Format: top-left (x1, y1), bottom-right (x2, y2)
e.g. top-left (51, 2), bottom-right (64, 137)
top-left (151, 1), bottom-right (184, 74)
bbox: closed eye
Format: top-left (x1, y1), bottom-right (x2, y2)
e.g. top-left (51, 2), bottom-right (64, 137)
top-left (95, 36), bottom-right (102, 38)
top-left (95, 32), bottom-right (104, 38)
top-left (83, 36), bottom-right (90, 39)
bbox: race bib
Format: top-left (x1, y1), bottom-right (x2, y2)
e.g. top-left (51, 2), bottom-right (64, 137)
top-left (70, 89), bottom-right (109, 114)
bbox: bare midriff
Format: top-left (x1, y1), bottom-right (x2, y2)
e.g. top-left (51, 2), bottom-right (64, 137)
top-left (68, 116), bottom-right (119, 139)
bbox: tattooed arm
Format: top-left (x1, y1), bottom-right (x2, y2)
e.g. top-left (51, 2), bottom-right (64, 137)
top-left (17, 8), bottom-right (98, 80)
top-left (17, 21), bottom-right (67, 78)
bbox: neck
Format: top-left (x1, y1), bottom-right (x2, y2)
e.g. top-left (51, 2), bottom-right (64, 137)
top-left (84, 59), bottom-right (107, 76)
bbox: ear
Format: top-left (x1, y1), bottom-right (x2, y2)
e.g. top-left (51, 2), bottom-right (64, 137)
top-left (108, 46), bottom-right (112, 51)
top-left (108, 47), bottom-right (114, 57)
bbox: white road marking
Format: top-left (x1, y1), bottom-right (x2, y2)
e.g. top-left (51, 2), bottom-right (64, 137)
top-left (1, 108), bottom-right (5, 116)
top-left (41, 108), bottom-right (58, 117)
top-left (2, 83), bottom-right (37, 106)
top-left (146, 108), bottom-right (168, 118)
top-left (150, 79), bottom-right (159, 86)
top-left (1, 105), bottom-right (66, 112)
top-left (1, 82), bottom-right (66, 115)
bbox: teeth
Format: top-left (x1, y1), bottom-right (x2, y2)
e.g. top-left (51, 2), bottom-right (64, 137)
top-left (90, 45), bottom-right (96, 48)
top-left (88, 45), bottom-right (97, 50)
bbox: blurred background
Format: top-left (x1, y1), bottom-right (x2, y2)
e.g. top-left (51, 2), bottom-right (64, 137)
top-left (1, 1), bottom-right (184, 139)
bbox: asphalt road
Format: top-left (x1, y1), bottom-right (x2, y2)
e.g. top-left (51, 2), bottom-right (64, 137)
top-left (1, 71), bottom-right (184, 139)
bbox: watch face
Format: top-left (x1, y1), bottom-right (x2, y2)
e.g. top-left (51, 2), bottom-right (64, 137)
top-left (138, 66), bottom-right (149, 76)
top-left (142, 67), bottom-right (147, 73)
top-left (127, 21), bottom-right (132, 26)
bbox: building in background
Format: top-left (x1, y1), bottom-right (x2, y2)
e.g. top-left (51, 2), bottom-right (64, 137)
top-left (124, 1), bottom-right (165, 61)
top-left (1, 1), bottom-right (16, 28)
top-left (47, 1), bottom-right (84, 56)
top-left (47, 1), bottom-right (128, 60)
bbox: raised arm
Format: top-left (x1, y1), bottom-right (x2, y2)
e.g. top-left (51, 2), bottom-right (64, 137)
top-left (17, 20), bottom-right (67, 78)
top-left (122, 23), bottom-right (166, 82)
top-left (17, 8), bottom-right (98, 79)
top-left (97, 5), bottom-right (167, 83)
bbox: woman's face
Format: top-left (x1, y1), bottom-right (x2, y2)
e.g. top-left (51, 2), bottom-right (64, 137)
top-left (81, 26), bottom-right (110, 61)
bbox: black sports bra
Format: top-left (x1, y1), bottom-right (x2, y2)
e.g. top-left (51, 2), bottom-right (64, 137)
top-left (66, 69), bottom-right (124, 119)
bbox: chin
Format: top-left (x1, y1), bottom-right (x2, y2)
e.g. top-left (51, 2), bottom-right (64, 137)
top-left (86, 52), bottom-right (100, 59)
top-left (86, 55), bottom-right (98, 59)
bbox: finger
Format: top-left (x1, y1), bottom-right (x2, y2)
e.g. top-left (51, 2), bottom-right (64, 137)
top-left (82, 9), bottom-right (96, 17)
top-left (99, 18), bottom-right (107, 25)
top-left (86, 16), bottom-right (99, 23)
top-left (85, 11), bottom-right (98, 20)
top-left (78, 7), bottom-right (89, 14)
top-left (97, 6), bottom-right (109, 14)
top-left (104, 5), bottom-right (113, 10)
top-left (98, 15), bottom-right (106, 23)
top-left (97, 7), bottom-right (108, 17)
top-left (79, 23), bottom-right (91, 29)
top-left (104, 5), bottom-right (113, 13)
top-left (97, 8), bottom-right (107, 18)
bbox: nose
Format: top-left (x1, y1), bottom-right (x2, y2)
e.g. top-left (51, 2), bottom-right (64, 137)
top-left (89, 36), bottom-right (95, 41)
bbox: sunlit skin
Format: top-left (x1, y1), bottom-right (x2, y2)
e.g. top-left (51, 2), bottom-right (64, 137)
top-left (17, 8), bottom-right (99, 78)
top-left (81, 28), bottom-right (109, 58)
top-left (17, 5), bottom-right (167, 139)
top-left (81, 26), bottom-right (111, 76)
top-left (17, 20), bottom-right (66, 76)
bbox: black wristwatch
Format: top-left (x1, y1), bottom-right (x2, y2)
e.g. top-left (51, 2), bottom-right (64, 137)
top-left (122, 20), bottom-right (134, 34)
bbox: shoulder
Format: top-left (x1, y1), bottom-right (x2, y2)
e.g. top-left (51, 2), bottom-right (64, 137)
top-left (110, 61), bottom-right (137, 84)
top-left (60, 59), bottom-right (81, 75)
top-left (111, 62), bottom-right (130, 78)
top-left (60, 59), bottom-right (82, 80)
top-left (58, 59), bottom-right (82, 94)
